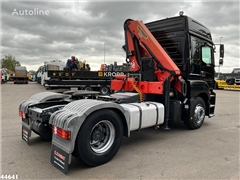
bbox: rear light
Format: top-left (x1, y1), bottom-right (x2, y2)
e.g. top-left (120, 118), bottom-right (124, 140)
top-left (19, 111), bottom-right (23, 117)
top-left (19, 111), bottom-right (27, 118)
top-left (22, 113), bottom-right (26, 119)
top-left (52, 126), bottom-right (71, 140)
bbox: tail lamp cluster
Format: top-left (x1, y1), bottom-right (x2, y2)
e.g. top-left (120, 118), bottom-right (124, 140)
top-left (19, 110), bottom-right (71, 140)
top-left (52, 126), bottom-right (71, 140)
top-left (19, 110), bottom-right (27, 118)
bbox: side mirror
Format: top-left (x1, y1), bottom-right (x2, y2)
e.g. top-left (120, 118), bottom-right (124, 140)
top-left (213, 45), bottom-right (216, 53)
top-left (219, 44), bottom-right (224, 65)
top-left (219, 58), bottom-right (223, 65)
top-left (220, 44), bottom-right (224, 58)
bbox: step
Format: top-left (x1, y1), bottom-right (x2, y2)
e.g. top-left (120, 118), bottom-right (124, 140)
top-left (209, 114), bottom-right (215, 118)
top-left (210, 94), bottom-right (215, 98)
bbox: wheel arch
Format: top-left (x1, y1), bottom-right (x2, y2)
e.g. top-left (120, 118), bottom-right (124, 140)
top-left (77, 107), bottom-right (129, 139)
top-left (50, 99), bottom-right (129, 154)
top-left (188, 80), bottom-right (211, 116)
top-left (109, 108), bottom-right (129, 137)
top-left (71, 107), bottom-right (129, 156)
top-left (196, 92), bottom-right (209, 115)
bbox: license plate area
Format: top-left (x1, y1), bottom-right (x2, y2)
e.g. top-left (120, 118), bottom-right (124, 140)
top-left (22, 125), bottom-right (31, 144)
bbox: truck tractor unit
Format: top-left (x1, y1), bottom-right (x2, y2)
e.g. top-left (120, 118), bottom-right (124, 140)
top-left (19, 13), bottom-right (223, 173)
top-left (11, 66), bottom-right (29, 84)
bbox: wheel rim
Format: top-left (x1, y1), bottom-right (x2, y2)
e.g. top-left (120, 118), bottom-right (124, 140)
top-left (90, 120), bottom-right (115, 154)
top-left (101, 87), bottom-right (109, 94)
top-left (194, 104), bottom-right (205, 124)
top-left (84, 87), bottom-right (92, 91)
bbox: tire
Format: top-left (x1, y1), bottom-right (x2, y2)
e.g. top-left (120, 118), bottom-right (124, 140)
top-left (214, 81), bottom-right (219, 89)
top-left (39, 124), bottom-right (52, 141)
top-left (226, 78), bottom-right (235, 85)
top-left (74, 109), bottom-right (123, 166)
top-left (100, 86), bottom-right (110, 95)
top-left (82, 86), bottom-right (92, 91)
top-left (184, 97), bottom-right (206, 130)
top-left (31, 123), bottom-right (52, 141)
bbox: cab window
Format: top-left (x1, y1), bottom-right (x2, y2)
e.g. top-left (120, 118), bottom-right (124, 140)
top-left (202, 46), bottom-right (212, 64)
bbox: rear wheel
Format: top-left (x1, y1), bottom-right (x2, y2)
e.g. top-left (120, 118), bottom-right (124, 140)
top-left (100, 86), bottom-right (110, 95)
top-left (82, 86), bottom-right (92, 91)
top-left (184, 97), bottom-right (206, 130)
top-left (74, 109), bottom-right (123, 166)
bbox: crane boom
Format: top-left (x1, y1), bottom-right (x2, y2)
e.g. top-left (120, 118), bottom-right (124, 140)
top-left (124, 19), bottom-right (181, 75)
top-left (111, 19), bottom-right (183, 94)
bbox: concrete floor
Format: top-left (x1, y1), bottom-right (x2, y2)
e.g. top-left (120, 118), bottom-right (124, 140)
top-left (1, 82), bottom-right (239, 179)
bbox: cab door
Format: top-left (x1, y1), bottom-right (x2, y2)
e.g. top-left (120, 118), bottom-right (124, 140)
top-left (200, 45), bottom-right (215, 88)
top-left (190, 36), bottom-right (215, 88)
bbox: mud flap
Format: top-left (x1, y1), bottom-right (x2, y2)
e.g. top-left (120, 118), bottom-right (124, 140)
top-left (22, 125), bottom-right (31, 144)
top-left (51, 144), bottom-right (70, 174)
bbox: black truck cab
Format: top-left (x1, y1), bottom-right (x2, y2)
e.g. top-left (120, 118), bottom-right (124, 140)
top-left (145, 14), bottom-right (218, 127)
top-left (146, 15), bottom-right (215, 89)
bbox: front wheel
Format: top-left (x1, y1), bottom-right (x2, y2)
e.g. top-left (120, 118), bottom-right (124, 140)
top-left (74, 109), bottom-right (123, 166)
top-left (184, 97), bottom-right (206, 130)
